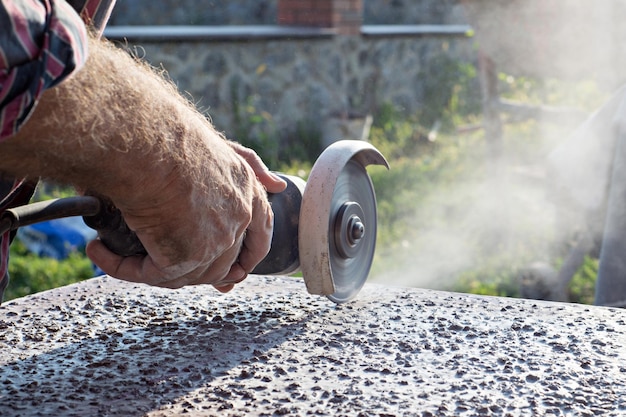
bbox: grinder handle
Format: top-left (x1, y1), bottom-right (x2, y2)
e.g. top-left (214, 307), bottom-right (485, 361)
top-left (83, 174), bottom-right (305, 275)
top-left (82, 193), bottom-right (147, 257)
top-left (251, 174), bottom-right (305, 276)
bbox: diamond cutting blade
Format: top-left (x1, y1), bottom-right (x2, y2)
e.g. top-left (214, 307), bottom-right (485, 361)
top-left (326, 160), bottom-right (378, 302)
top-left (299, 140), bottom-right (389, 303)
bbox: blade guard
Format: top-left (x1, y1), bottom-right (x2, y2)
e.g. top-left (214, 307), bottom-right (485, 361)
top-left (299, 140), bottom-right (389, 297)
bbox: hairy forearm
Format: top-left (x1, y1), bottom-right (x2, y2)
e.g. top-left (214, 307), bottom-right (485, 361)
top-left (0, 34), bottom-right (281, 291)
top-left (0, 36), bottom-right (245, 207)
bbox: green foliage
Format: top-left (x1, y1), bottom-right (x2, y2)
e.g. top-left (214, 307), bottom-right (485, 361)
top-left (231, 92), bottom-right (281, 169)
top-left (2, 183), bottom-right (93, 302)
top-left (497, 74), bottom-right (607, 112)
top-left (369, 103), bottom-right (427, 159)
top-left (416, 50), bottom-right (482, 131)
top-left (4, 240), bottom-right (94, 301)
top-left (282, 119), bottom-right (323, 163)
top-left (568, 256), bottom-right (598, 305)
top-left (230, 82), bottom-right (322, 169)
top-left (33, 182), bottom-right (78, 200)
top-left (366, 87), bottom-right (599, 304)
top-left (450, 262), bottom-right (522, 298)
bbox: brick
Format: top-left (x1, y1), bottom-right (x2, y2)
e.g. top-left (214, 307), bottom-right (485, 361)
top-left (278, 0), bottom-right (362, 32)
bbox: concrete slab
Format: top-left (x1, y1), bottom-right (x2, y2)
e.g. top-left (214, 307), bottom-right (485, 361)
top-left (1, 275), bottom-right (626, 416)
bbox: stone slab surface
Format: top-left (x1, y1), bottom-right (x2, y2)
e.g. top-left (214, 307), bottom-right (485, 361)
top-left (2, 275), bottom-right (626, 416)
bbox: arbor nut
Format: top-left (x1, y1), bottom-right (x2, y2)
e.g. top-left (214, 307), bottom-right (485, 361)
top-left (348, 216), bottom-right (365, 244)
top-left (334, 201), bottom-right (366, 259)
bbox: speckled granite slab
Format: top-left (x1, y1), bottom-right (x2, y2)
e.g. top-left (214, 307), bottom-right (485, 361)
top-left (1, 275), bottom-right (626, 416)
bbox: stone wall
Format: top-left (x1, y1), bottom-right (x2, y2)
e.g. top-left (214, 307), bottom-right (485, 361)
top-left (364, 0), bottom-right (464, 24)
top-left (107, 0), bottom-right (472, 151)
top-left (121, 32), bottom-right (472, 147)
top-left (110, 0), bottom-right (277, 25)
top-left (109, 0), bottom-right (463, 26)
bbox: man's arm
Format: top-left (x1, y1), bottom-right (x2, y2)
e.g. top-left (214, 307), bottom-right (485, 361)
top-left (0, 0), bottom-right (92, 300)
top-left (1, 36), bottom-right (285, 290)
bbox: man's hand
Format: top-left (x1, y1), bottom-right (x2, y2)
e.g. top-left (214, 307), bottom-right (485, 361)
top-left (85, 156), bottom-right (259, 290)
top-left (87, 142), bottom-right (287, 292)
top-left (212, 142), bottom-right (287, 292)
top-left (0, 36), bottom-right (286, 292)
top-left (227, 141), bottom-right (287, 195)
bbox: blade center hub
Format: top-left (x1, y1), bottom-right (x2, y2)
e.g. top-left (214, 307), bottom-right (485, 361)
top-left (334, 201), bottom-right (366, 259)
top-left (348, 216), bottom-right (365, 243)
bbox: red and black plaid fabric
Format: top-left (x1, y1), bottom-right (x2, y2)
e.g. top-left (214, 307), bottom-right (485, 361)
top-left (0, 0), bottom-right (116, 301)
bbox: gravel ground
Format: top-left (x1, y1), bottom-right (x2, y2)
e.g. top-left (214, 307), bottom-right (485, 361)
top-left (2, 275), bottom-right (626, 416)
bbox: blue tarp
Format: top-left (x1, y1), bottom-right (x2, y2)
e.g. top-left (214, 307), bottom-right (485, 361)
top-left (17, 217), bottom-right (98, 260)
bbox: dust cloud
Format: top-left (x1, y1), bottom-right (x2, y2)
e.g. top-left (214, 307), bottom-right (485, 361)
top-left (372, 157), bottom-right (574, 291)
top-left (371, 0), bottom-right (626, 294)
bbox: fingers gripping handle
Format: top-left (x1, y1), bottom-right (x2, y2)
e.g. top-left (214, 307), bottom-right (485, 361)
top-left (83, 175), bottom-right (306, 274)
top-left (82, 194), bottom-right (147, 257)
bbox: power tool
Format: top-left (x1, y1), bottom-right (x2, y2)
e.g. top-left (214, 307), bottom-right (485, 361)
top-left (0, 140), bottom-right (388, 303)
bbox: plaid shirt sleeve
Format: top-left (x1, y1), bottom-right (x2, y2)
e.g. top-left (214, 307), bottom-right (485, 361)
top-left (0, 0), bottom-right (89, 140)
top-left (0, 0), bottom-right (115, 301)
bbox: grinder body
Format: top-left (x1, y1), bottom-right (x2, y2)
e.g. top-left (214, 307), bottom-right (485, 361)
top-left (250, 175), bottom-right (305, 276)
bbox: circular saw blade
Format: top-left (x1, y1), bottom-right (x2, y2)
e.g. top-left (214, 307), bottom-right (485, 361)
top-left (299, 140), bottom-right (388, 304)
top-left (326, 160), bottom-right (378, 303)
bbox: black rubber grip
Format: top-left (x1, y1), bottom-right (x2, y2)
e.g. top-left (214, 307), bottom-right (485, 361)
top-left (82, 194), bottom-right (147, 257)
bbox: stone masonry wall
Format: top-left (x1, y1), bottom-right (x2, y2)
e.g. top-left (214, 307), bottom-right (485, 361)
top-left (109, 0), bottom-right (463, 26)
top-left (126, 33), bottom-right (472, 146)
top-left (107, 0), bottom-right (472, 149)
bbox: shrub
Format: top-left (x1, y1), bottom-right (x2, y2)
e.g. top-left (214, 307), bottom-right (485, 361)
top-left (4, 239), bottom-right (95, 301)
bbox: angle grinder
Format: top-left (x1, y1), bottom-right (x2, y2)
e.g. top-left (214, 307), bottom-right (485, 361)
top-left (0, 140), bottom-right (388, 303)
top-left (253, 140), bottom-right (389, 303)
